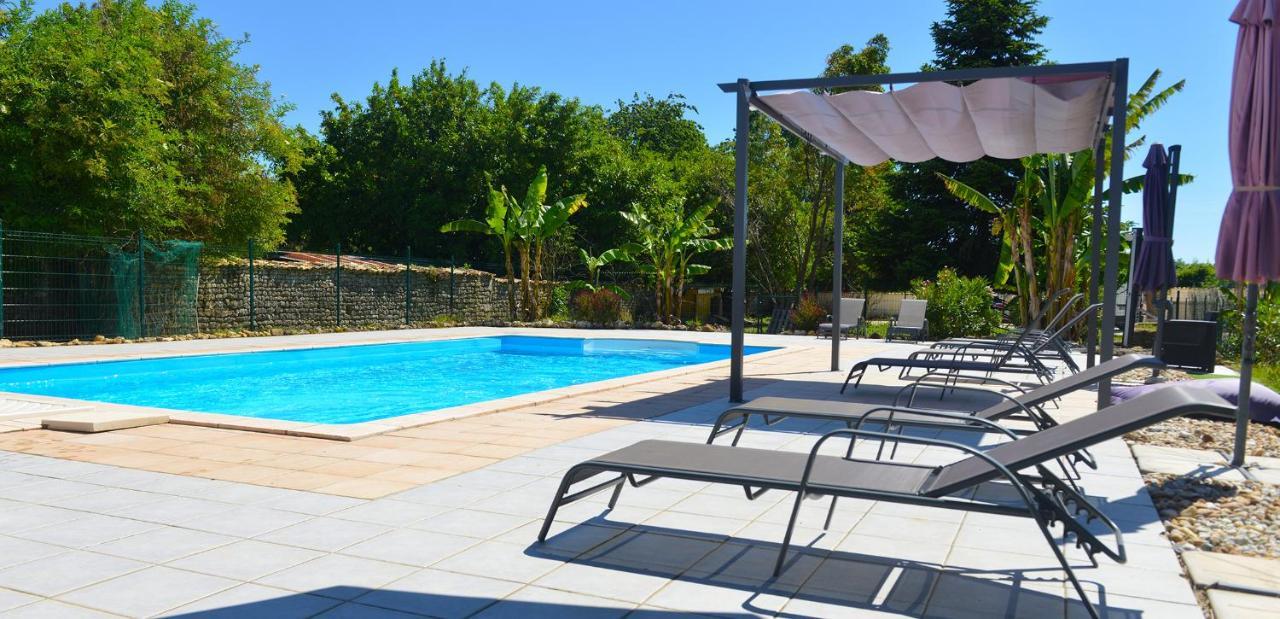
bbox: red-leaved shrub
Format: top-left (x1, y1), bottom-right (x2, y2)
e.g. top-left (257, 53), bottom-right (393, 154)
top-left (573, 289), bottom-right (623, 325)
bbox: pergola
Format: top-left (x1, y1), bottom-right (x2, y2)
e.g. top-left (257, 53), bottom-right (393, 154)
top-left (720, 59), bottom-right (1130, 409)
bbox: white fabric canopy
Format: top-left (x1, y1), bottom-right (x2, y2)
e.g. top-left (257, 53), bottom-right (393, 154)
top-left (755, 75), bottom-right (1111, 166)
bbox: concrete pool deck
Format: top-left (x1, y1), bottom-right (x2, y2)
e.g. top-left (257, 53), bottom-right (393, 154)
top-left (0, 328), bottom-right (1203, 617)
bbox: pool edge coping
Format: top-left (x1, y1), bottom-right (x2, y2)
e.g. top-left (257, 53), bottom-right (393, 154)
top-left (0, 330), bottom-right (809, 441)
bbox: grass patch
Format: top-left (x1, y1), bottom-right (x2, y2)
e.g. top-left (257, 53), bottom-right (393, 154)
top-left (1254, 364), bottom-right (1280, 392)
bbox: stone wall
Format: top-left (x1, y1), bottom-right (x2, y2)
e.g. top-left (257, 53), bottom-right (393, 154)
top-left (197, 261), bottom-right (533, 332)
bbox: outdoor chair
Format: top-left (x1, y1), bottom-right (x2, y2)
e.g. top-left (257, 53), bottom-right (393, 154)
top-left (885, 299), bottom-right (928, 341)
top-left (817, 298), bottom-right (866, 340)
top-left (766, 306), bottom-right (793, 334)
top-left (537, 385), bottom-right (1234, 619)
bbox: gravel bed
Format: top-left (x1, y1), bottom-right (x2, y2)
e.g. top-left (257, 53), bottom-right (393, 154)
top-left (1145, 473), bottom-right (1280, 559)
top-left (1112, 366), bottom-right (1195, 384)
top-left (1126, 416), bottom-right (1280, 458)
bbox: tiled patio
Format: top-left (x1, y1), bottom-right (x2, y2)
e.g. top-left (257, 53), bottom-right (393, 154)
top-left (0, 329), bottom-right (1202, 617)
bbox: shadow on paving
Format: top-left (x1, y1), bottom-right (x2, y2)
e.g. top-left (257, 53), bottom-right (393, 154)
top-left (522, 522), bottom-right (1149, 619)
top-left (164, 587), bottom-right (720, 618)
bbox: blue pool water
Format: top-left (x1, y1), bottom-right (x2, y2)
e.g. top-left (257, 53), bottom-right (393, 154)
top-left (0, 336), bottom-right (774, 424)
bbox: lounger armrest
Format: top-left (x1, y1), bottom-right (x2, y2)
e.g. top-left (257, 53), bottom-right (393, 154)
top-left (800, 427), bottom-right (1042, 505)
top-left (853, 405), bottom-right (1022, 440)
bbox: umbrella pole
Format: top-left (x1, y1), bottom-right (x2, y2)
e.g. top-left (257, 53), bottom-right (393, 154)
top-left (1149, 288), bottom-right (1169, 382)
top-left (1232, 282), bottom-right (1259, 467)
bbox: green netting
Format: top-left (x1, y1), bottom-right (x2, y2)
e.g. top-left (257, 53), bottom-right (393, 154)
top-left (109, 239), bottom-right (203, 339)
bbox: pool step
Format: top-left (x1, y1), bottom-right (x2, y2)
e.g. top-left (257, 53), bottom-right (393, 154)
top-left (42, 410), bottom-right (168, 433)
top-left (0, 397), bottom-right (92, 421)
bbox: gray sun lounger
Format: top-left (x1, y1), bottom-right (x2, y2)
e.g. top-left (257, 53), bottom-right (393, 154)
top-left (709, 354), bottom-right (1163, 447)
top-left (932, 299), bottom-right (1101, 374)
top-left (843, 316), bottom-right (1055, 391)
top-left (538, 385), bottom-right (1234, 619)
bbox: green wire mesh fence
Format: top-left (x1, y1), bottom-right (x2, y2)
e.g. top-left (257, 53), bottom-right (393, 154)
top-left (0, 227), bottom-right (772, 342)
top-left (0, 227), bottom-right (204, 341)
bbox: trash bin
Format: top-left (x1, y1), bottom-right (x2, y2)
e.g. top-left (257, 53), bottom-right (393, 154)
top-left (1161, 319), bottom-right (1218, 373)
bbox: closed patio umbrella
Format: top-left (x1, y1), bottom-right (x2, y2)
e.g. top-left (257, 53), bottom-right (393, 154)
top-left (1133, 144), bottom-right (1177, 379)
top-left (1216, 0), bottom-right (1280, 466)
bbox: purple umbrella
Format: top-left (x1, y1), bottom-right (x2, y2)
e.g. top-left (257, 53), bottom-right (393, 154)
top-left (1134, 145), bottom-right (1177, 292)
top-left (1134, 144), bottom-right (1177, 379)
top-left (1216, 0), bottom-right (1280, 466)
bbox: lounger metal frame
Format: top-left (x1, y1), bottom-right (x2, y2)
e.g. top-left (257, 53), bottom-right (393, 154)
top-left (538, 386), bottom-right (1233, 618)
top-left (538, 425), bottom-right (1123, 619)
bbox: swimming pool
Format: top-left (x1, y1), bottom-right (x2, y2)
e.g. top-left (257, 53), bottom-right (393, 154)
top-left (0, 336), bottom-right (775, 424)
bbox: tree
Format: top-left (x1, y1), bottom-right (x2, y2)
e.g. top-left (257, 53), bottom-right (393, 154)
top-left (607, 94), bottom-right (706, 157)
top-left (442, 166), bottom-right (586, 321)
top-left (291, 61), bottom-right (614, 263)
top-left (0, 0), bottom-right (303, 247)
top-left (738, 35), bottom-right (896, 301)
top-left (441, 186), bottom-right (520, 320)
top-left (1176, 260), bottom-right (1218, 288)
top-left (869, 0), bottom-right (1052, 290)
top-left (927, 0), bottom-right (1048, 70)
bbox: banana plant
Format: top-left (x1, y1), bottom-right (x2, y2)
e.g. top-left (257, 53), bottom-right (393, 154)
top-left (440, 186), bottom-right (520, 320)
top-left (508, 166), bottom-right (587, 320)
top-left (621, 201), bottom-right (731, 322)
top-left (580, 247), bottom-right (633, 288)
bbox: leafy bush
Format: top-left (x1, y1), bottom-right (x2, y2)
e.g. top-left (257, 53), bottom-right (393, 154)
top-left (789, 293), bottom-right (827, 333)
top-left (1218, 285), bottom-right (1280, 365)
top-left (1176, 260), bottom-right (1220, 288)
top-left (549, 286), bottom-right (571, 319)
top-left (572, 289), bottom-right (623, 325)
top-left (910, 268), bottom-right (1000, 339)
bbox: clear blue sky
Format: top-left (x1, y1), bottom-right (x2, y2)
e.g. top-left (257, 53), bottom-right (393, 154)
top-left (39, 0), bottom-right (1235, 261)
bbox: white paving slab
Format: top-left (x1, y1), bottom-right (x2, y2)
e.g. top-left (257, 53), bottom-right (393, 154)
top-left (0, 337), bottom-right (1201, 617)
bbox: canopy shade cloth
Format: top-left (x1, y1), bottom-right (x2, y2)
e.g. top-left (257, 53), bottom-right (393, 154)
top-left (754, 74), bottom-right (1112, 166)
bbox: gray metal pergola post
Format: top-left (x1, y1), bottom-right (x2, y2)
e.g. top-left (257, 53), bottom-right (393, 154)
top-left (831, 160), bottom-right (845, 371)
top-left (1098, 58), bottom-right (1129, 407)
top-left (730, 79), bottom-right (750, 403)
top-left (722, 60), bottom-right (1127, 409)
top-left (1087, 142), bottom-right (1105, 369)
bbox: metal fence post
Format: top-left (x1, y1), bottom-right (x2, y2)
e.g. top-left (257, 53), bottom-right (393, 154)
top-left (137, 230), bottom-right (146, 339)
top-left (449, 255), bottom-right (455, 315)
top-left (335, 243), bottom-right (342, 327)
top-left (404, 245), bottom-right (412, 325)
top-left (248, 239), bottom-right (256, 331)
top-left (0, 220), bottom-right (5, 339)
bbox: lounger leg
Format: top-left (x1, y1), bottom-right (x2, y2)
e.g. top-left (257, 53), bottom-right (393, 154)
top-left (707, 412), bottom-right (749, 446)
top-left (538, 466), bottom-right (623, 543)
top-left (731, 414), bottom-right (750, 447)
top-left (607, 480), bottom-right (624, 508)
top-left (774, 489), bottom-right (807, 576)
top-left (841, 366), bottom-right (864, 393)
top-left (538, 473), bottom-right (577, 542)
